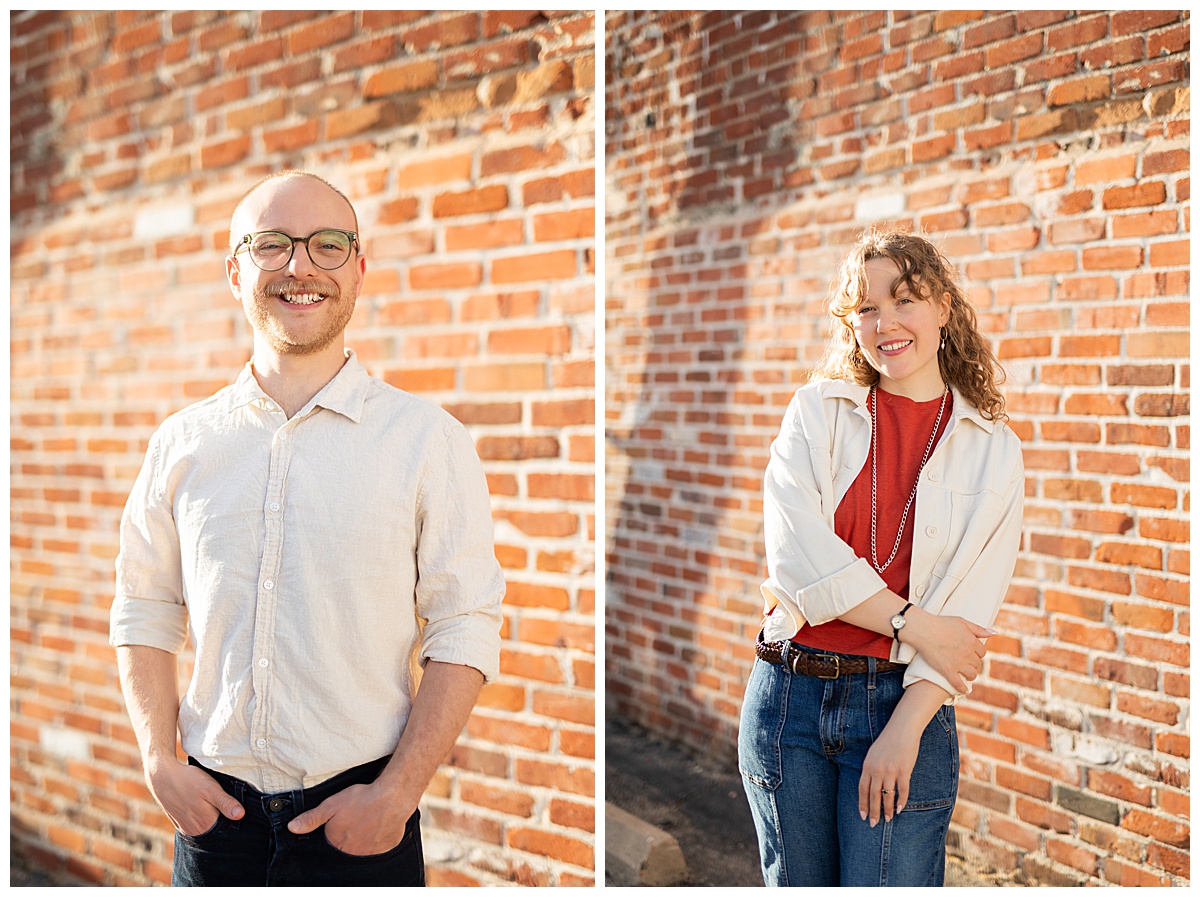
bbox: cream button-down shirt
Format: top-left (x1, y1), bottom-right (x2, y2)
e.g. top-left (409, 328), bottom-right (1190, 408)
top-left (111, 350), bottom-right (505, 792)
top-left (760, 379), bottom-right (1024, 701)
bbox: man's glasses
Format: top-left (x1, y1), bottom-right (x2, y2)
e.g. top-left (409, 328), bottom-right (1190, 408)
top-left (234, 229), bottom-right (358, 272)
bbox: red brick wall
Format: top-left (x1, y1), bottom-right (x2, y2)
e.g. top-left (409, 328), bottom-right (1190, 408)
top-left (605, 10), bottom-right (1188, 886)
top-left (11, 10), bottom-right (595, 886)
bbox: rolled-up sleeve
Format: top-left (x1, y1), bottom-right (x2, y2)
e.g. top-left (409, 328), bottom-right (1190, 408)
top-left (761, 390), bottom-right (886, 632)
top-left (414, 421), bottom-right (505, 682)
top-left (110, 431), bottom-right (189, 653)
top-left (902, 447), bottom-right (1025, 699)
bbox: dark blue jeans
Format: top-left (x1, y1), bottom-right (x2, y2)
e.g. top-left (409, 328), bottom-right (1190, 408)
top-left (738, 645), bottom-right (959, 887)
top-left (172, 756), bottom-right (424, 887)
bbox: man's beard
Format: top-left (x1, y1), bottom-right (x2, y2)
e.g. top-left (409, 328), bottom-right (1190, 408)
top-left (246, 277), bottom-right (356, 356)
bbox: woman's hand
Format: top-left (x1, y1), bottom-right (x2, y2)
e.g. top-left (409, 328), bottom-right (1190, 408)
top-left (858, 722), bottom-right (920, 827)
top-left (858, 680), bottom-right (950, 827)
top-left (902, 607), bottom-right (993, 693)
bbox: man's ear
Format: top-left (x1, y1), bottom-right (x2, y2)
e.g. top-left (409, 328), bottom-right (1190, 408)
top-left (226, 255), bottom-right (243, 301)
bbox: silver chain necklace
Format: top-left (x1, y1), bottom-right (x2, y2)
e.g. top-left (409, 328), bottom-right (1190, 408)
top-left (870, 385), bottom-right (949, 573)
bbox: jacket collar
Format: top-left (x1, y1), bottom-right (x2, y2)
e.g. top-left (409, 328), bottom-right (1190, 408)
top-left (823, 378), bottom-right (995, 434)
top-left (226, 349), bottom-right (370, 423)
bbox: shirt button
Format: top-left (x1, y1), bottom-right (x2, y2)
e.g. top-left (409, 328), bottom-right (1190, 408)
top-left (258, 658), bottom-right (269, 668)
top-left (278, 431), bottom-right (288, 441)
top-left (263, 580), bottom-right (274, 591)
top-left (256, 738), bottom-right (267, 748)
top-left (270, 502), bottom-right (280, 512)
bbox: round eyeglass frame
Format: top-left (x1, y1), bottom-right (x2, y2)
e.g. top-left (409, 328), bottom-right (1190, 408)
top-left (234, 228), bottom-right (359, 272)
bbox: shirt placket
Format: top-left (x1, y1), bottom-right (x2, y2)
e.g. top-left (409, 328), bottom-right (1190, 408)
top-left (250, 413), bottom-right (293, 792)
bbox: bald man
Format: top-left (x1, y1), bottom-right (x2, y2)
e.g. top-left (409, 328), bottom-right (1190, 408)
top-left (111, 171), bottom-right (505, 886)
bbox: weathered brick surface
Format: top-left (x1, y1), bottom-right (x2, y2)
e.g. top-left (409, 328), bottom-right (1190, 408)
top-left (11, 10), bottom-right (595, 887)
top-left (605, 10), bottom-right (1188, 886)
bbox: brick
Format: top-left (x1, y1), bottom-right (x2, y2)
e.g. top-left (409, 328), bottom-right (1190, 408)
top-left (493, 250), bottom-right (578, 284)
top-left (285, 12), bottom-right (353, 54)
top-left (1103, 182), bottom-right (1167, 210)
top-left (481, 143), bottom-right (566, 176)
top-left (507, 826), bottom-right (594, 869)
top-left (1075, 154), bottom-right (1137, 186)
top-left (433, 185), bottom-right (509, 218)
top-left (533, 209), bottom-right (595, 242)
top-left (488, 326), bottom-right (571, 356)
top-left (364, 60), bottom-right (439, 98)
top-left (445, 220), bottom-right (524, 251)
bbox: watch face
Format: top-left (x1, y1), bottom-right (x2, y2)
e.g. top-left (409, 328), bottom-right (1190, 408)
top-left (891, 613), bottom-right (906, 630)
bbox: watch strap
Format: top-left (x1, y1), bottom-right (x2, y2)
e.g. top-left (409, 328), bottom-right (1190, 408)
top-left (892, 601), bottom-right (914, 641)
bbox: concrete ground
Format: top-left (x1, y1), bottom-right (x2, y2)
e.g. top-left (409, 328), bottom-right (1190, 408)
top-left (604, 714), bottom-right (1022, 887)
top-left (605, 715), bottom-right (760, 887)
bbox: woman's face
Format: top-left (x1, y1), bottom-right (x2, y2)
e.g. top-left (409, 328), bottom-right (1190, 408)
top-left (849, 257), bottom-right (951, 401)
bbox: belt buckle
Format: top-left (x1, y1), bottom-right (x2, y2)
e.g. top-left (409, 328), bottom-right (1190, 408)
top-left (815, 653), bottom-right (841, 679)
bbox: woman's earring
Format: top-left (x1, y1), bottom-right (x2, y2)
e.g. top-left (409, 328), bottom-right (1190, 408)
top-left (940, 328), bottom-right (946, 351)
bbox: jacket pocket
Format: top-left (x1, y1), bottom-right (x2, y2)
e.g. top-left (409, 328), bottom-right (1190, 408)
top-left (942, 491), bottom-right (1005, 583)
top-left (921, 484), bottom-right (1008, 582)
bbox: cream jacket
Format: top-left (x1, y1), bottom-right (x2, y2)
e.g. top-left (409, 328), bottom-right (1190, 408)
top-left (760, 378), bottom-right (1024, 700)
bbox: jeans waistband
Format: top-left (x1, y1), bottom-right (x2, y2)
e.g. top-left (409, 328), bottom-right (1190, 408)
top-left (190, 755), bottom-right (392, 820)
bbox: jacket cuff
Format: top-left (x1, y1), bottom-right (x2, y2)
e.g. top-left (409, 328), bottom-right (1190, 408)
top-left (902, 654), bottom-right (963, 706)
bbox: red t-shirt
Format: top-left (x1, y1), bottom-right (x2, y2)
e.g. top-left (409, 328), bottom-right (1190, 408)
top-left (791, 387), bottom-right (953, 659)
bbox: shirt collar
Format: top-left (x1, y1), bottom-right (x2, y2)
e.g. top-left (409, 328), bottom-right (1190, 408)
top-left (225, 349), bottom-right (371, 423)
top-left (824, 378), bottom-right (995, 433)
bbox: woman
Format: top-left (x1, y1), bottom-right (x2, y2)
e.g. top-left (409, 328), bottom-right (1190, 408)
top-left (738, 230), bottom-right (1024, 887)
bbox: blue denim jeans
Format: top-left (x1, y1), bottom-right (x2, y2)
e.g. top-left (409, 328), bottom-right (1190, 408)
top-left (738, 645), bottom-right (958, 887)
top-left (172, 756), bottom-right (424, 887)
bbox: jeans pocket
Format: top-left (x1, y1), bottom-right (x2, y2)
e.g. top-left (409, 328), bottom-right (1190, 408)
top-left (319, 811), bottom-right (417, 861)
top-left (738, 660), bottom-right (789, 790)
top-left (177, 812), bottom-right (231, 843)
top-left (905, 705), bottom-right (959, 810)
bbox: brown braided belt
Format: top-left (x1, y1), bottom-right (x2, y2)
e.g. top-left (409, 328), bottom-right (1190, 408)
top-left (755, 629), bottom-right (907, 680)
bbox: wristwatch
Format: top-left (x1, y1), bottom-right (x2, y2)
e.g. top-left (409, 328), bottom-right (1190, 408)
top-left (891, 602), bottom-right (914, 642)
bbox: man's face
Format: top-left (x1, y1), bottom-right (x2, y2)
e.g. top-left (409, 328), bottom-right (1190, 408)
top-left (226, 176), bottom-right (366, 358)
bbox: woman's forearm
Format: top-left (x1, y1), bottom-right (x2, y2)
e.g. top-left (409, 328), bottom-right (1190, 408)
top-left (835, 586), bottom-right (911, 635)
top-left (887, 679), bottom-right (952, 740)
top-left (837, 587), bottom-right (991, 694)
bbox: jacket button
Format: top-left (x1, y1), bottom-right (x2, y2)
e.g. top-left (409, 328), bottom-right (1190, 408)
top-left (926, 525), bottom-right (938, 537)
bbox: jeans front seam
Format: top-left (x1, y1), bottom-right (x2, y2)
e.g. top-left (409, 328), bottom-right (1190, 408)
top-left (878, 816), bottom-right (892, 887)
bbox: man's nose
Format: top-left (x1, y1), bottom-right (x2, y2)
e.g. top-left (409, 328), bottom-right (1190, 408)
top-left (286, 239), bottom-right (319, 275)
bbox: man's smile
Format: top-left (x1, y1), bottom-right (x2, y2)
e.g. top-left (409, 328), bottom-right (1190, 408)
top-left (268, 282), bottom-right (335, 306)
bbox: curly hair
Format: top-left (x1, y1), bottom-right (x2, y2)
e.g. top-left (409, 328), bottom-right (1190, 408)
top-left (811, 228), bottom-right (1008, 422)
